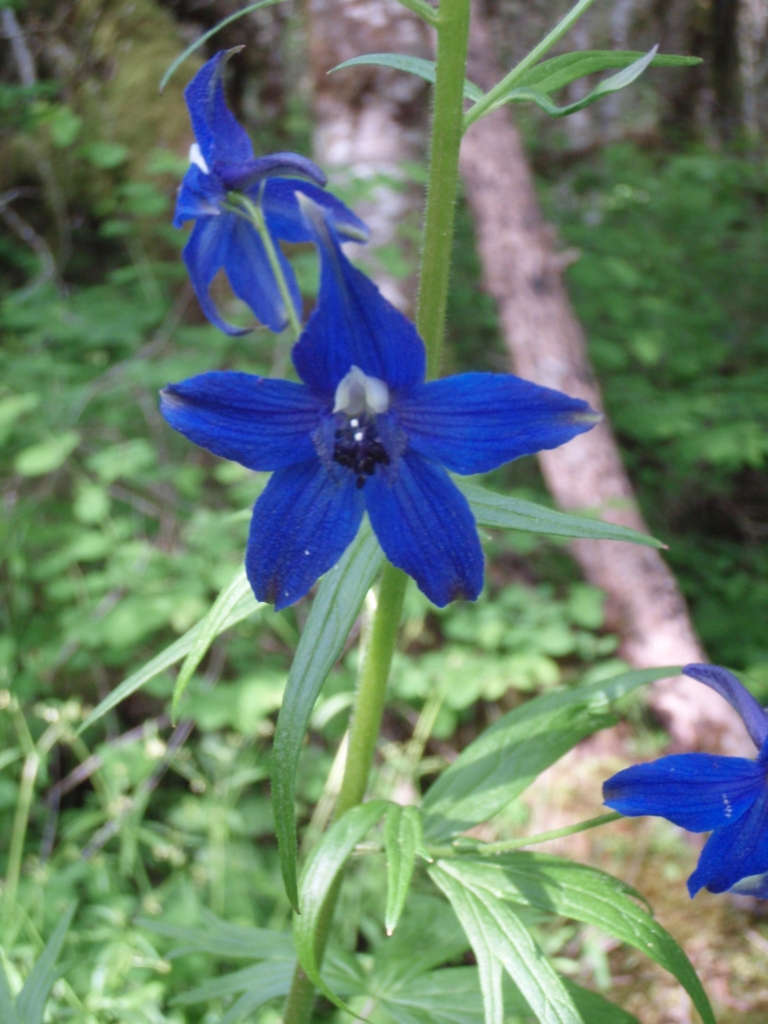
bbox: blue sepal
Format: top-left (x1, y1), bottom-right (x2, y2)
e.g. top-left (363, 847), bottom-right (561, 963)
top-left (217, 153), bottom-right (327, 192)
top-left (184, 49), bottom-right (253, 167)
top-left (292, 224), bottom-right (424, 395)
top-left (364, 452), bottom-right (484, 606)
top-left (160, 372), bottom-right (327, 471)
top-left (246, 459), bottom-right (364, 609)
top-left (683, 663), bottom-right (768, 751)
top-left (398, 373), bottom-right (600, 475)
top-left (688, 790), bottom-right (768, 896)
top-left (603, 752), bottom-right (765, 833)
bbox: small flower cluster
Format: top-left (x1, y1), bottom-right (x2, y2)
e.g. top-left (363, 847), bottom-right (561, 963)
top-left (163, 49), bottom-right (598, 609)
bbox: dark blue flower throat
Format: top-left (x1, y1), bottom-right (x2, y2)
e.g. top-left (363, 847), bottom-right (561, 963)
top-left (332, 413), bottom-right (391, 488)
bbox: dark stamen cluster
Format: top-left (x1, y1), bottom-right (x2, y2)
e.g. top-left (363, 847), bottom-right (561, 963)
top-left (333, 415), bottom-right (390, 489)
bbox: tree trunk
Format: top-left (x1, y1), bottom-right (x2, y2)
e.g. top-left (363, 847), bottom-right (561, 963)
top-left (306, 0), bottom-right (430, 311)
top-left (459, 2), bottom-right (749, 754)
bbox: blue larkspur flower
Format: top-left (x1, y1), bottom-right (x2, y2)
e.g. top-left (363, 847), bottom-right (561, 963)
top-left (604, 663), bottom-right (768, 898)
top-left (160, 210), bottom-right (599, 609)
top-left (175, 48), bottom-right (368, 335)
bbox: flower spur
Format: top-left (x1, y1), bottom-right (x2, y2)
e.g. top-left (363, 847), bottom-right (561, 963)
top-left (175, 49), bottom-right (368, 335)
top-left (604, 663), bottom-right (768, 898)
top-left (161, 205), bottom-right (600, 609)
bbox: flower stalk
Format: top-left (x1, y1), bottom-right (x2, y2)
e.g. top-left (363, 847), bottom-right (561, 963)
top-left (282, 1), bottom-right (471, 1020)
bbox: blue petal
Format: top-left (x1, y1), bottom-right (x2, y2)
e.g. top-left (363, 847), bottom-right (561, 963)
top-left (396, 373), bottom-right (600, 475)
top-left (225, 216), bottom-right (301, 333)
top-left (364, 452), bottom-right (484, 606)
top-left (292, 224), bottom-right (425, 395)
top-left (246, 459), bottom-right (364, 609)
top-left (160, 372), bottom-right (325, 471)
top-left (261, 179), bottom-right (369, 244)
top-left (184, 50), bottom-right (253, 167)
top-left (683, 663), bottom-right (768, 751)
top-left (603, 753), bottom-right (764, 832)
top-left (174, 165), bottom-right (224, 228)
top-left (217, 153), bottom-right (327, 192)
top-left (182, 216), bottom-right (253, 336)
top-left (688, 788), bottom-right (768, 896)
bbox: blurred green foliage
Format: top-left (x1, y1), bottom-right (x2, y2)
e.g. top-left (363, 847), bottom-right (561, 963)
top-left (540, 145), bottom-right (768, 676)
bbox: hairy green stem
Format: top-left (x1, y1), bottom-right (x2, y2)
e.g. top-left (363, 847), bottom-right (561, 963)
top-left (430, 812), bottom-right (623, 858)
top-left (231, 193), bottom-right (303, 340)
top-left (283, 2), bottom-right (470, 1019)
top-left (463, 0), bottom-right (599, 128)
top-left (417, 0), bottom-right (471, 377)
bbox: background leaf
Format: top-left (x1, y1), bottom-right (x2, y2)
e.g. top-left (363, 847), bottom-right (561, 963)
top-left (421, 667), bottom-right (679, 841)
top-left (78, 576), bottom-right (261, 734)
top-left (460, 480), bottom-right (663, 547)
top-left (331, 53), bottom-right (485, 102)
top-left (17, 903), bottom-right (76, 1024)
top-left (272, 523), bottom-right (384, 908)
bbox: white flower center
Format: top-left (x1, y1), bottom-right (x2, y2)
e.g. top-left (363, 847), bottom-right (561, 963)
top-left (333, 365), bottom-right (389, 417)
top-left (189, 143), bottom-right (210, 175)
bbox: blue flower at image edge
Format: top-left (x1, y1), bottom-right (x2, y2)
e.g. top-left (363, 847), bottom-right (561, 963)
top-left (604, 663), bottom-right (768, 898)
top-left (175, 48), bottom-right (368, 335)
top-left (160, 211), bottom-right (599, 609)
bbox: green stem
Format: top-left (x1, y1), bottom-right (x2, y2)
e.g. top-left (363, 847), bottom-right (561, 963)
top-left (232, 193), bottom-right (303, 340)
top-left (463, 0), bottom-right (600, 129)
top-left (431, 812), bottom-right (622, 858)
top-left (417, 0), bottom-right (471, 378)
top-left (283, 3), bottom-right (470, 1018)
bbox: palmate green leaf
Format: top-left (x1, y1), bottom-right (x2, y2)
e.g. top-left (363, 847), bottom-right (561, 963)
top-left (273, 522), bottom-right (385, 909)
top-left (452, 853), bottom-right (715, 1024)
top-left (459, 480), bottom-right (664, 548)
top-left (17, 903), bottom-right (76, 1024)
top-left (384, 805), bottom-right (423, 935)
top-left (294, 801), bottom-right (389, 1009)
top-left (331, 54), bottom-right (486, 103)
top-left (159, 0), bottom-right (285, 92)
top-left (512, 49), bottom-right (701, 97)
top-left (421, 667), bottom-right (679, 842)
top-left (78, 570), bottom-right (262, 735)
top-left (374, 966), bottom-right (641, 1024)
top-left (501, 47), bottom-right (661, 119)
top-left (430, 863), bottom-right (583, 1024)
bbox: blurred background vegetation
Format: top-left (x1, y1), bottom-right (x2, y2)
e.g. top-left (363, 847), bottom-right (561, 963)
top-left (1, 0), bottom-right (768, 1019)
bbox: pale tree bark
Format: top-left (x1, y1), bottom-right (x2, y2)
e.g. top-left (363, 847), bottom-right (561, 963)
top-left (307, 0), bottom-right (430, 311)
top-left (460, 3), bottom-right (749, 754)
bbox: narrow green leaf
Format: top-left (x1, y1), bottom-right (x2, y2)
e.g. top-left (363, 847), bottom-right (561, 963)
top-left (502, 47), bottom-right (661, 119)
top-left (159, 0), bottom-right (285, 93)
top-left (273, 523), bottom-right (385, 908)
top-left (384, 805), bottom-right (423, 935)
top-left (431, 862), bottom-right (583, 1024)
top-left (17, 903), bottom-right (76, 1024)
top-left (421, 667), bottom-right (679, 842)
top-left (453, 853), bottom-right (715, 1024)
top-left (331, 54), bottom-right (485, 103)
top-left (218, 971), bottom-right (294, 1024)
top-left (294, 801), bottom-right (389, 1009)
top-left (0, 964), bottom-right (20, 1024)
top-left (78, 579), bottom-right (261, 735)
top-left (460, 480), bottom-right (664, 548)
top-left (171, 568), bottom-right (255, 718)
top-left (512, 49), bottom-right (701, 96)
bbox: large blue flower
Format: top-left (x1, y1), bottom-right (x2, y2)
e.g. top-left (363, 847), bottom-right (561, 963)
top-left (160, 212), bottom-right (598, 609)
top-left (604, 663), bottom-right (768, 898)
top-left (175, 49), bottom-right (368, 335)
